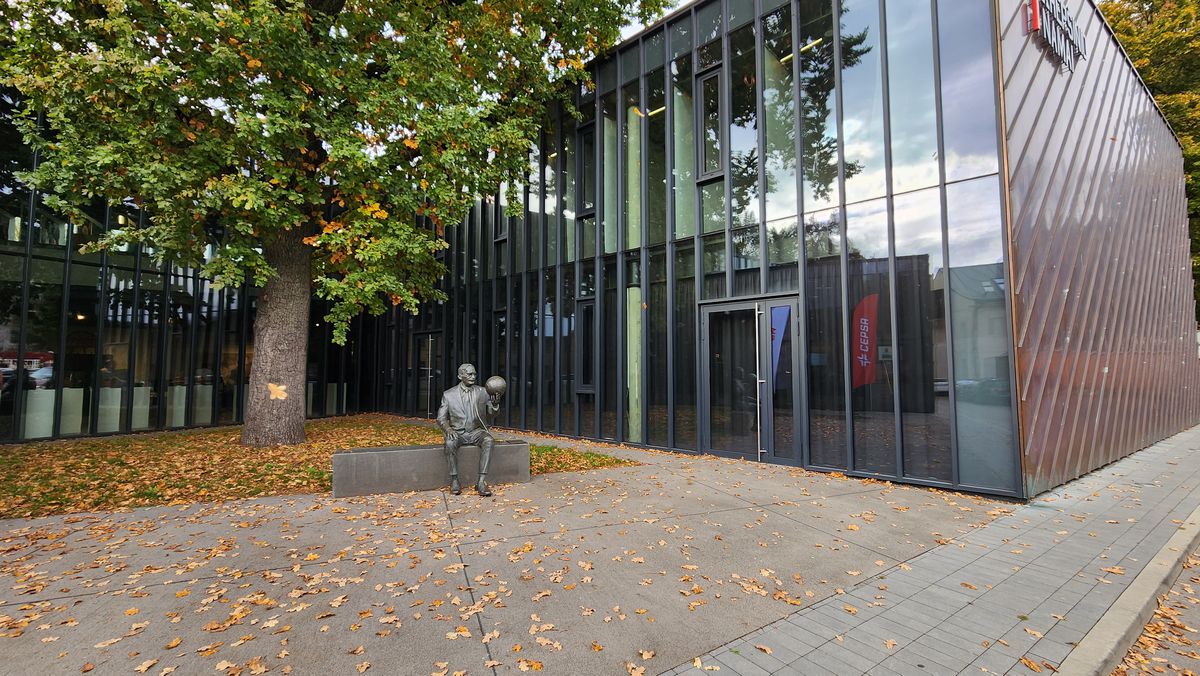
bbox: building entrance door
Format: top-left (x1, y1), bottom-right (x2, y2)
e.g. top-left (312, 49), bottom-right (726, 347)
top-left (700, 298), bottom-right (801, 461)
top-left (411, 332), bottom-right (443, 418)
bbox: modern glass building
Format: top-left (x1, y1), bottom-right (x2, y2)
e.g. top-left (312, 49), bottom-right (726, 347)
top-left (2, 0), bottom-right (1197, 498)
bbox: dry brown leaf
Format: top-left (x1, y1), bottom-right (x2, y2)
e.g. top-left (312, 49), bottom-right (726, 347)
top-left (843, 604), bottom-right (858, 615)
top-left (81, 665), bottom-right (94, 674)
top-left (355, 662), bottom-right (370, 673)
top-left (1019, 656), bottom-right (1043, 672)
top-left (1025, 627), bottom-right (1044, 639)
top-left (591, 642), bottom-right (603, 651)
top-left (884, 639), bottom-right (897, 650)
top-left (124, 608), bottom-right (139, 616)
top-left (165, 637), bottom-right (182, 650)
top-left (639, 650), bottom-right (655, 660)
top-left (134, 659), bottom-right (157, 673)
top-left (754, 644), bottom-right (772, 655)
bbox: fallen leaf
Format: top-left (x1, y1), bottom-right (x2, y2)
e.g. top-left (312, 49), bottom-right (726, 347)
top-left (639, 650), bottom-right (655, 660)
top-left (134, 660), bottom-right (158, 673)
top-left (843, 604), bottom-right (858, 615)
top-left (1025, 627), bottom-right (1043, 639)
top-left (884, 639), bottom-right (897, 650)
top-left (124, 608), bottom-right (140, 617)
top-left (165, 637), bottom-right (182, 649)
top-left (1019, 656), bottom-right (1043, 672)
top-left (754, 644), bottom-right (772, 655)
top-left (81, 665), bottom-right (94, 674)
top-left (591, 642), bottom-right (603, 651)
top-left (355, 662), bottom-right (370, 673)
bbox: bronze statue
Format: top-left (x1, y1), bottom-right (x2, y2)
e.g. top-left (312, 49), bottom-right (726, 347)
top-left (436, 364), bottom-right (503, 496)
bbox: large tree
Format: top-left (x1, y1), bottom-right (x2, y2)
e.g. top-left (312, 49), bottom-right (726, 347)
top-left (1100, 0), bottom-right (1200, 317)
top-left (0, 0), bottom-right (665, 445)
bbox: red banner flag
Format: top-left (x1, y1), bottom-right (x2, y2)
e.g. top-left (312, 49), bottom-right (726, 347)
top-left (851, 294), bottom-right (879, 389)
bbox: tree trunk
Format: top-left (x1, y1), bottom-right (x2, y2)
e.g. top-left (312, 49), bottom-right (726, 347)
top-left (241, 228), bottom-right (312, 446)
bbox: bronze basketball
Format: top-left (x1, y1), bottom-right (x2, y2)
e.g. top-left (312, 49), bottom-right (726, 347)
top-left (484, 376), bottom-right (507, 398)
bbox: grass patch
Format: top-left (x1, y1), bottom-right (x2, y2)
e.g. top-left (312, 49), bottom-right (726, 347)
top-left (0, 414), bottom-right (635, 519)
top-left (529, 443), bottom-right (636, 475)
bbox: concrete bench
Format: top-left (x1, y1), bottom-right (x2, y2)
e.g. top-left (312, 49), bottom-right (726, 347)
top-left (331, 440), bottom-right (531, 498)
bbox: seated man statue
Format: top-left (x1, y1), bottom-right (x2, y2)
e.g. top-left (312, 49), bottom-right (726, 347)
top-left (436, 363), bottom-right (501, 496)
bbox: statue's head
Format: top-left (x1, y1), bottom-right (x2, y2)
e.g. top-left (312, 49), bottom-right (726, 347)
top-left (457, 363), bottom-right (477, 386)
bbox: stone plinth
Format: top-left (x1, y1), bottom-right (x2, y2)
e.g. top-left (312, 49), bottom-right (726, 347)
top-left (332, 441), bottom-right (530, 498)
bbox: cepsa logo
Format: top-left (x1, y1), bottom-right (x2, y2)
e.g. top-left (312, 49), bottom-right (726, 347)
top-left (1028, 0), bottom-right (1088, 71)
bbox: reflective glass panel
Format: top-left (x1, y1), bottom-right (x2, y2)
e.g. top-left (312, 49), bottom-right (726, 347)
top-left (60, 253), bottom-right (100, 436)
top-left (602, 93), bottom-right (619, 254)
top-left (647, 247), bottom-right (668, 446)
top-left (673, 243), bottom-right (697, 449)
top-left (561, 267), bottom-right (576, 434)
top-left (581, 126), bottom-right (597, 213)
top-left (947, 176), bottom-right (1016, 492)
top-left (672, 54), bottom-right (697, 238)
top-left (131, 270), bottom-right (162, 431)
top-left (624, 80), bottom-right (643, 249)
top-left (701, 74), bottom-right (722, 174)
top-left (839, 0), bottom-right (886, 203)
top-left (845, 199), bottom-right (895, 474)
top-left (706, 306), bottom-right (758, 454)
top-left (624, 254), bottom-right (643, 443)
top-left (729, 25), bottom-right (759, 229)
top-left (543, 127), bottom-right (557, 265)
top-left (799, 0), bottom-right (839, 210)
top-left (0, 253), bottom-right (23, 439)
top-left (886, 0), bottom-right (939, 193)
top-left (764, 6), bottom-right (797, 225)
top-left (21, 257), bottom-right (63, 439)
top-left (769, 301), bottom-right (797, 459)
top-left (767, 216), bottom-right (799, 292)
top-left (701, 180), bottom-right (725, 234)
top-left (647, 68), bottom-right (668, 245)
top-left (0, 89), bottom-right (32, 255)
top-left (601, 257), bottom-right (618, 438)
top-left (702, 232), bottom-right (726, 299)
top-left (542, 268), bottom-right (556, 432)
top-left (193, 277), bottom-right (220, 425)
top-left (731, 226), bottom-right (760, 296)
top-left (893, 188), bottom-right (951, 481)
top-left (805, 207), bottom-right (846, 468)
top-left (163, 267), bottom-right (192, 428)
top-left (698, 1), bottom-right (722, 68)
top-left (938, 1), bottom-right (1000, 181)
top-left (563, 119), bottom-right (577, 262)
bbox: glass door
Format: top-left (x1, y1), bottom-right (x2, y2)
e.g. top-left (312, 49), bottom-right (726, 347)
top-left (700, 298), bottom-right (800, 461)
top-left (411, 332), bottom-right (442, 418)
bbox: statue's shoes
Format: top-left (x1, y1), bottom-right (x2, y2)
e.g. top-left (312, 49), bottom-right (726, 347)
top-left (450, 477), bottom-right (462, 495)
top-left (476, 480), bottom-right (493, 497)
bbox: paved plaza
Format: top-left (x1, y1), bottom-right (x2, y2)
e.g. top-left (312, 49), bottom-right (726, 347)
top-left (3, 423), bottom-right (1200, 675)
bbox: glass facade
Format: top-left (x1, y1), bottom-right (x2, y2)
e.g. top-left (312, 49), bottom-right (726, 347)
top-left (379, 0), bottom-right (1018, 497)
top-left (0, 1), bottom-right (1023, 497)
top-left (0, 90), bottom-right (365, 442)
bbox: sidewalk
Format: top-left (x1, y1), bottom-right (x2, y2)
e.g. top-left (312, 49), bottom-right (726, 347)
top-left (1, 424), bottom-right (1198, 675)
top-left (673, 425), bottom-right (1200, 675)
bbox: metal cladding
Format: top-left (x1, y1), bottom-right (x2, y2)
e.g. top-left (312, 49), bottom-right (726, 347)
top-left (999, 0), bottom-right (1200, 496)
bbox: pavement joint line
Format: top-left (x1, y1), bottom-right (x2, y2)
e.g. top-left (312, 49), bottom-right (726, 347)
top-left (442, 490), bottom-right (499, 676)
top-left (1054, 488), bottom-right (1200, 676)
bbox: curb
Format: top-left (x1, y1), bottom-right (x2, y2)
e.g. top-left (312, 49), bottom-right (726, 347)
top-left (1056, 500), bottom-right (1200, 676)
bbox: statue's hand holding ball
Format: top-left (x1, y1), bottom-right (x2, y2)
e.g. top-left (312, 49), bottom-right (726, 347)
top-left (485, 376), bottom-right (506, 404)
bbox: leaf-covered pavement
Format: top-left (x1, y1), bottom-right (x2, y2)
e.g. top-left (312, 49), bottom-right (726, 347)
top-left (0, 414), bottom-right (634, 519)
top-left (1115, 551), bottom-right (1200, 675)
top-left (0, 443), bottom-right (1003, 675)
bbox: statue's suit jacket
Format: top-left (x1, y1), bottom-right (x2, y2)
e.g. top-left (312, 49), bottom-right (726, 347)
top-left (436, 384), bottom-right (498, 434)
